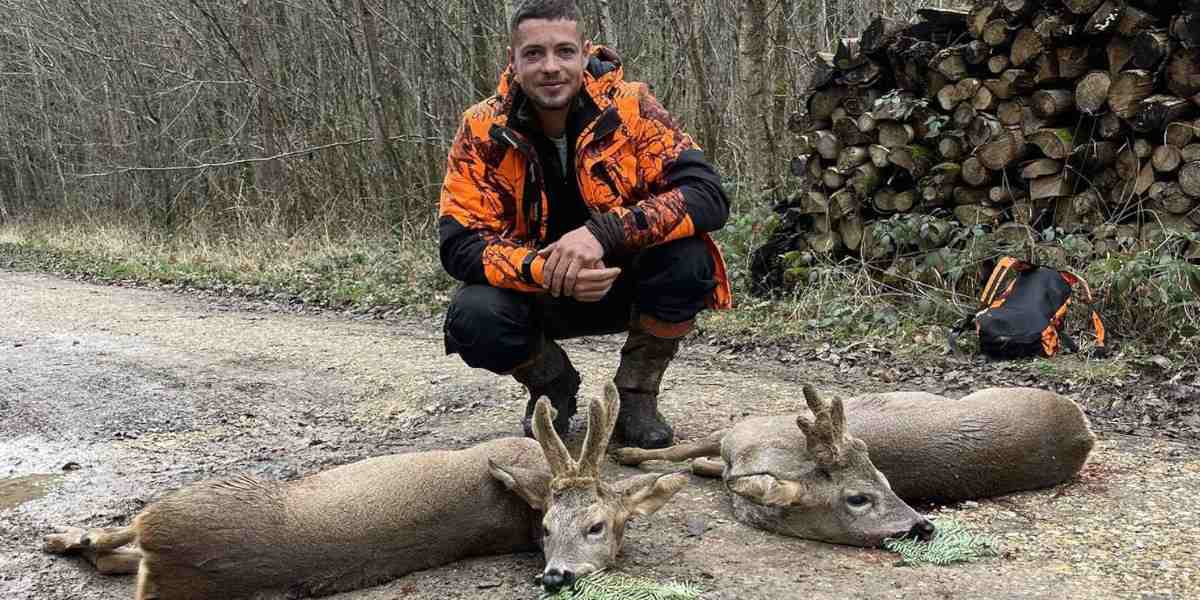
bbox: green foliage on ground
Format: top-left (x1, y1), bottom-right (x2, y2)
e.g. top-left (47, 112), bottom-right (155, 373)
top-left (883, 517), bottom-right (1001, 567)
top-left (540, 571), bottom-right (702, 600)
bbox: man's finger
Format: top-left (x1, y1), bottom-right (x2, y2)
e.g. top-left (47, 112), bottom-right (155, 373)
top-left (537, 242), bottom-right (559, 257)
top-left (543, 251), bottom-right (563, 295)
top-left (577, 266), bottom-right (621, 280)
top-left (551, 254), bottom-right (573, 297)
top-left (562, 259), bottom-right (582, 297)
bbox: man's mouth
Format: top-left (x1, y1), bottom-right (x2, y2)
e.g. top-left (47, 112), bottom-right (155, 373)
top-left (540, 82), bottom-right (566, 92)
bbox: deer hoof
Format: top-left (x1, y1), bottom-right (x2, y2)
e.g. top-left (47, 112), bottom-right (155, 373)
top-left (43, 527), bottom-right (89, 554)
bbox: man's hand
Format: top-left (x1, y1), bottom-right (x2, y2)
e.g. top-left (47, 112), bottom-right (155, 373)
top-left (571, 264), bottom-right (621, 302)
top-left (538, 226), bottom-right (604, 297)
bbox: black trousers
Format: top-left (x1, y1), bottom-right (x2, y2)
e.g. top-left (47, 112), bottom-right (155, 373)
top-left (443, 236), bottom-right (716, 374)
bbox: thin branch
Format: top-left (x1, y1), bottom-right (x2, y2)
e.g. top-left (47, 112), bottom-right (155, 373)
top-left (74, 134), bottom-right (443, 178)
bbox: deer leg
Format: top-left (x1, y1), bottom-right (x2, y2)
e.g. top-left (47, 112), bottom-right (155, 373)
top-left (615, 430), bottom-right (725, 466)
top-left (90, 546), bottom-right (143, 575)
top-left (135, 563), bottom-right (160, 600)
top-left (44, 525), bottom-right (137, 554)
top-left (690, 457), bottom-right (725, 478)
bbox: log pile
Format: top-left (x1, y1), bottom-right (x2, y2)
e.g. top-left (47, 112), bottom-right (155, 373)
top-left (752, 1), bottom-right (1200, 295)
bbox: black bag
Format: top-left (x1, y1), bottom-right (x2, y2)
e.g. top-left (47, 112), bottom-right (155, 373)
top-left (947, 257), bottom-right (1108, 359)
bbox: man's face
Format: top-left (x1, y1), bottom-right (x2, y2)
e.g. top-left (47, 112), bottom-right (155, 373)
top-left (508, 19), bottom-right (588, 113)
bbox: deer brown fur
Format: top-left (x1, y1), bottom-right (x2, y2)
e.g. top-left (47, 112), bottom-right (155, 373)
top-left (619, 386), bottom-right (1095, 546)
top-left (43, 382), bottom-right (688, 598)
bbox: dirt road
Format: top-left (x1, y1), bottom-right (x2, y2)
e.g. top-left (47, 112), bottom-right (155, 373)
top-left (1, 270), bottom-right (1197, 599)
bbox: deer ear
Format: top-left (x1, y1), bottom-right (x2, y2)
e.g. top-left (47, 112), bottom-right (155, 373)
top-left (727, 474), bottom-right (803, 507)
top-left (488, 459), bottom-right (550, 511)
top-left (621, 472), bottom-right (689, 518)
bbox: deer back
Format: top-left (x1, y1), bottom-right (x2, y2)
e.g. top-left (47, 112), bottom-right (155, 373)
top-left (135, 436), bottom-right (547, 598)
top-left (841, 387), bottom-right (1095, 501)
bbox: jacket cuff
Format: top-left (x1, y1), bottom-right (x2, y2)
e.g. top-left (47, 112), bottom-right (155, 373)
top-left (520, 250), bottom-right (546, 287)
top-left (585, 211), bottom-right (627, 256)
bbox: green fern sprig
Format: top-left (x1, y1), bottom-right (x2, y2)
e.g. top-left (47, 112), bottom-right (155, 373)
top-left (882, 517), bottom-right (1001, 566)
top-left (539, 570), bottom-right (703, 600)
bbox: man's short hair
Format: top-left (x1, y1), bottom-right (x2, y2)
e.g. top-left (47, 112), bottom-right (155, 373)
top-left (509, 0), bottom-right (583, 37)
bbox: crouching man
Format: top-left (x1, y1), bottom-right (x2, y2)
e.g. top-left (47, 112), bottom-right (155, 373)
top-left (437, 0), bottom-right (732, 449)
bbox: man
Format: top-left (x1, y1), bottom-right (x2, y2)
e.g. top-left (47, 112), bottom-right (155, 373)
top-left (437, 0), bottom-right (732, 449)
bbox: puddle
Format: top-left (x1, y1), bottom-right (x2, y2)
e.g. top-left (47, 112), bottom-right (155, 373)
top-left (0, 473), bottom-right (63, 510)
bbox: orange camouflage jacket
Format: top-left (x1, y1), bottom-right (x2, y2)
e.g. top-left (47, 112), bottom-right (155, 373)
top-left (437, 46), bottom-right (732, 311)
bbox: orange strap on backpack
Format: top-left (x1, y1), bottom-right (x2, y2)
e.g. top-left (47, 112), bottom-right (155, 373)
top-left (1058, 269), bottom-right (1107, 353)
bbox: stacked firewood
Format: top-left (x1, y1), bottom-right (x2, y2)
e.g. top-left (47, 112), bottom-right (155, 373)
top-left (751, 1), bottom-right (1200, 294)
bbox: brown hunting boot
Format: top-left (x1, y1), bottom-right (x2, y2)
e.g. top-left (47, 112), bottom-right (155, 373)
top-left (512, 339), bottom-right (580, 438)
top-left (612, 316), bottom-right (691, 449)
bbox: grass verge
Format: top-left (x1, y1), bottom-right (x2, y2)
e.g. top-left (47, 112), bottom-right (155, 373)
top-left (2, 211), bottom-right (1197, 371)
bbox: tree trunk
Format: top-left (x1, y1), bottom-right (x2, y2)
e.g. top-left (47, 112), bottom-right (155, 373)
top-left (240, 0), bottom-right (283, 195)
top-left (1167, 49), bottom-right (1200, 98)
top-left (1031, 89), bottom-right (1074, 118)
top-left (988, 54), bottom-right (1010, 74)
top-left (878, 122), bottom-right (915, 149)
top-left (1132, 30), bottom-right (1171, 71)
top-left (1107, 36), bottom-right (1133, 74)
top-left (1180, 161), bottom-right (1200, 197)
top-left (1153, 145), bottom-right (1183, 173)
top-left (740, 0), bottom-right (771, 176)
top-left (962, 156), bottom-right (993, 186)
top-left (1076, 71), bottom-right (1112, 115)
top-left (356, 0), bottom-right (400, 177)
top-left (1027, 129), bottom-right (1075, 160)
top-left (979, 130), bottom-right (1028, 170)
top-left (1020, 158), bottom-right (1061, 179)
top-left (889, 145), bottom-right (934, 178)
top-left (598, 0), bottom-right (617, 47)
top-left (1063, 0), bottom-right (1104, 15)
top-left (1056, 46), bottom-right (1091, 80)
top-left (1134, 95), bottom-right (1196, 133)
top-left (1084, 1), bottom-right (1124, 36)
top-left (1171, 13), bottom-right (1200, 49)
top-left (1109, 70), bottom-right (1155, 120)
top-left (1010, 28), bottom-right (1043, 67)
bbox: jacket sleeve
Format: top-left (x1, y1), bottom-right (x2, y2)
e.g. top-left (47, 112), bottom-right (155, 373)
top-left (438, 118), bottom-right (546, 293)
top-left (585, 84), bottom-right (730, 256)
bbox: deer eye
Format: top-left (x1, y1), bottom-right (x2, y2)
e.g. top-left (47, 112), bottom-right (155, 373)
top-left (587, 522), bottom-right (605, 536)
top-left (846, 494), bottom-right (871, 508)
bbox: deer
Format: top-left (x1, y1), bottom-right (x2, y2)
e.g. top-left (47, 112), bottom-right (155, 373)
top-left (41, 382), bottom-right (689, 598)
top-left (616, 385), bottom-right (1096, 546)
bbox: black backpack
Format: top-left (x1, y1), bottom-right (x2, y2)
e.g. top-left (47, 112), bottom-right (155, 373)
top-left (947, 257), bottom-right (1108, 359)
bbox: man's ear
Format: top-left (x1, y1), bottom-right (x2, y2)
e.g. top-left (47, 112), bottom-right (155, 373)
top-left (488, 459), bottom-right (550, 511)
top-left (621, 472), bottom-right (688, 517)
top-left (506, 45), bottom-right (514, 67)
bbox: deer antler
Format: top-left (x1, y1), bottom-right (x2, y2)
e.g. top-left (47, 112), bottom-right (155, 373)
top-left (532, 398), bottom-right (575, 478)
top-left (794, 385), bottom-right (851, 468)
top-left (577, 382), bottom-right (620, 478)
top-left (531, 383), bottom-right (621, 490)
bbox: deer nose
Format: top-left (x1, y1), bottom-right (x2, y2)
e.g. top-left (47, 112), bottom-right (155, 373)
top-left (910, 519), bottom-right (936, 541)
top-left (541, 568), bottom-right (576, 592)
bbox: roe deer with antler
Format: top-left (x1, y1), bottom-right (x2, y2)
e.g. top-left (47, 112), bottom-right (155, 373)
top-left (618, 386), bottom-right (1095, 546)
top-left (42, 383), bottom-right (687, 598)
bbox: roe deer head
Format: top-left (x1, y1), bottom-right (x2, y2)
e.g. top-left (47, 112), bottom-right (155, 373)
top-left (489, 382), bottom-right (689, 594)
top-left (619, 385), bottom-right (934, 547)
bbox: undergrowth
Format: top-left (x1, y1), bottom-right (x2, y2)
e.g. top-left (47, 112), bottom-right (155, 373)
top-left (0, 216), bottom-right (458, 316)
